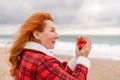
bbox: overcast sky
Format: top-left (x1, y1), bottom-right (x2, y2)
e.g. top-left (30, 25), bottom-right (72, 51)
top-left (0, 0), bottom-right (120, 30)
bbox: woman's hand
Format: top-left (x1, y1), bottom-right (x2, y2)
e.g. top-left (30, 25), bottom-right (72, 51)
top-left (76, 36), bottom-right (92, 58)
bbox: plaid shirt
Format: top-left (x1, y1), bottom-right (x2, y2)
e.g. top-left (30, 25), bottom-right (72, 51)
top-left (16, 49), bottom-right (88, 80)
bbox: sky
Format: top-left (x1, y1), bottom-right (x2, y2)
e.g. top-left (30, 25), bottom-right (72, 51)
top-left (0, 0), bottom-right (120, 35)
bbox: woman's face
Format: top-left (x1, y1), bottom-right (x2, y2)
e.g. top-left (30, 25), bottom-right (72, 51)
top-left (36, 20), bottom-right (59, 49)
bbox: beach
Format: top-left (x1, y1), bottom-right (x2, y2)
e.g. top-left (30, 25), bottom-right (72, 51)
top-left (88, 58), bottom-right (120, 80)
top-left (0, 47), bottom-right (120, 80)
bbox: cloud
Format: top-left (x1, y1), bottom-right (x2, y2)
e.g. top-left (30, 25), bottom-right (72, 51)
top-left (75, 0), bottom-right (120, 27)
top-left (0, 0), bottom-right (120, 28)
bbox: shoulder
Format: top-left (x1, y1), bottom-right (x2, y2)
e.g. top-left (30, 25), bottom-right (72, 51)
top-left (23, 49), bottom-right (45, 58)
top-left (22, 49), bottom-right (60, 65)
top-left (21, 49), bottom-right (45, 66)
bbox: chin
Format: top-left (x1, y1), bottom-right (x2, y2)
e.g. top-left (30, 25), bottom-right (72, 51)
top-left (50, 47), bottom-right (54, 49)
top-left (49, 46), bottom-right (54, 49)
top-left (46, 46), bottom-right (54, 49)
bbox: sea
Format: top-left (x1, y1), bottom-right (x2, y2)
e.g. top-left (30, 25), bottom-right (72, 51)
top-left (0, 34), bottom-right (120, 61)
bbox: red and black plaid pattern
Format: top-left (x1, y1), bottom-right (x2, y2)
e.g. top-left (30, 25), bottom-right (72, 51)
top-left (16, 49), bottom-right (88, 80)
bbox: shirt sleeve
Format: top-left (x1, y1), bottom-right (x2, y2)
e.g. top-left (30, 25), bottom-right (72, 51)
top-left (36, 56), bottom-right (89, 80)
top-left (68, 56), bottom-right (90, 70)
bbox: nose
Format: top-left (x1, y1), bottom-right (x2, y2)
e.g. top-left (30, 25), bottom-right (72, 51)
top-left (55, 31), bottom-right (59, 39)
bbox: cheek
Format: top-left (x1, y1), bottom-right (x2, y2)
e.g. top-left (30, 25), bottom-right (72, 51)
top-left (45, 38), bottom-right (51, 43)
top-left (41, 37), bottom-right (51, 44)
top-left (40, 33), bottom-right (54, 45)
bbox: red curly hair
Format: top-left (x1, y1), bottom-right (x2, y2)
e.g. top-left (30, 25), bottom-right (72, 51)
top-left (9, 12), bottom-right (53, 77)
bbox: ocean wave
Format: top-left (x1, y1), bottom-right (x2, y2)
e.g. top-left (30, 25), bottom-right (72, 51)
top-left (53, 41), bottom-right (120, 61)
top-left (0, 40), bottom-right (120, 61)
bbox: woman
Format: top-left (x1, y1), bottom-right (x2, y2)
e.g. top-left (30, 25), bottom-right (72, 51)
top-left (9, 12), bottom-right (92, 80)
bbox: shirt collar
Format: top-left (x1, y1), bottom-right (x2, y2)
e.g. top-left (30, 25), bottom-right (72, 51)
top-left (24, 41), bottom-right (61, 61)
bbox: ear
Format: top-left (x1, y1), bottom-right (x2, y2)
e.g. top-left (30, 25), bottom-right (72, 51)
top-left (33, 31), bottom-right (41, 40)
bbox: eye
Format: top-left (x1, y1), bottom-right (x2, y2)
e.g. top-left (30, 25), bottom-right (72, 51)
top-left (50, 28), bottom-right (54, 32)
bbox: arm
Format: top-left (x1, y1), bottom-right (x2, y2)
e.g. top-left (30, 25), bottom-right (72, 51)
top-left (36, 58), bottom-right (88, 80)
top-left (36, 36), bottom-right (92, 80)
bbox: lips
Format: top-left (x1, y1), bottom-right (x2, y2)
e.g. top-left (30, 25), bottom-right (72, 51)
top-left (52, 40), bottom-right (56, 44)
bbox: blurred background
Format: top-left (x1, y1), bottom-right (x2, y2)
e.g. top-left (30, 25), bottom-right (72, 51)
top-left (0, 0), bottom-right (120, 80)
top-left (0, 0), bottom-right (120, 59)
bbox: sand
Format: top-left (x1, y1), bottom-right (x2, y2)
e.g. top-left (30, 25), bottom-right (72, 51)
top-left (88, 58), bottom-right (120, 80)
top-left (0, 47), bottom-right (120, 80)
top-left (55, 55), bottom-right (120, 80)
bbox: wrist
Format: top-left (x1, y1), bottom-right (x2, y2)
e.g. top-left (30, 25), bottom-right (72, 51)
top-left (76, 56), bottom-right (91, 69)
top-left (76, 54), bottom-right (88, 58)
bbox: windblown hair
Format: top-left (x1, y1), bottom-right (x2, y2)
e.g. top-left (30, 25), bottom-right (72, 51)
top-left (9, 12), bottom-right (53, 77)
